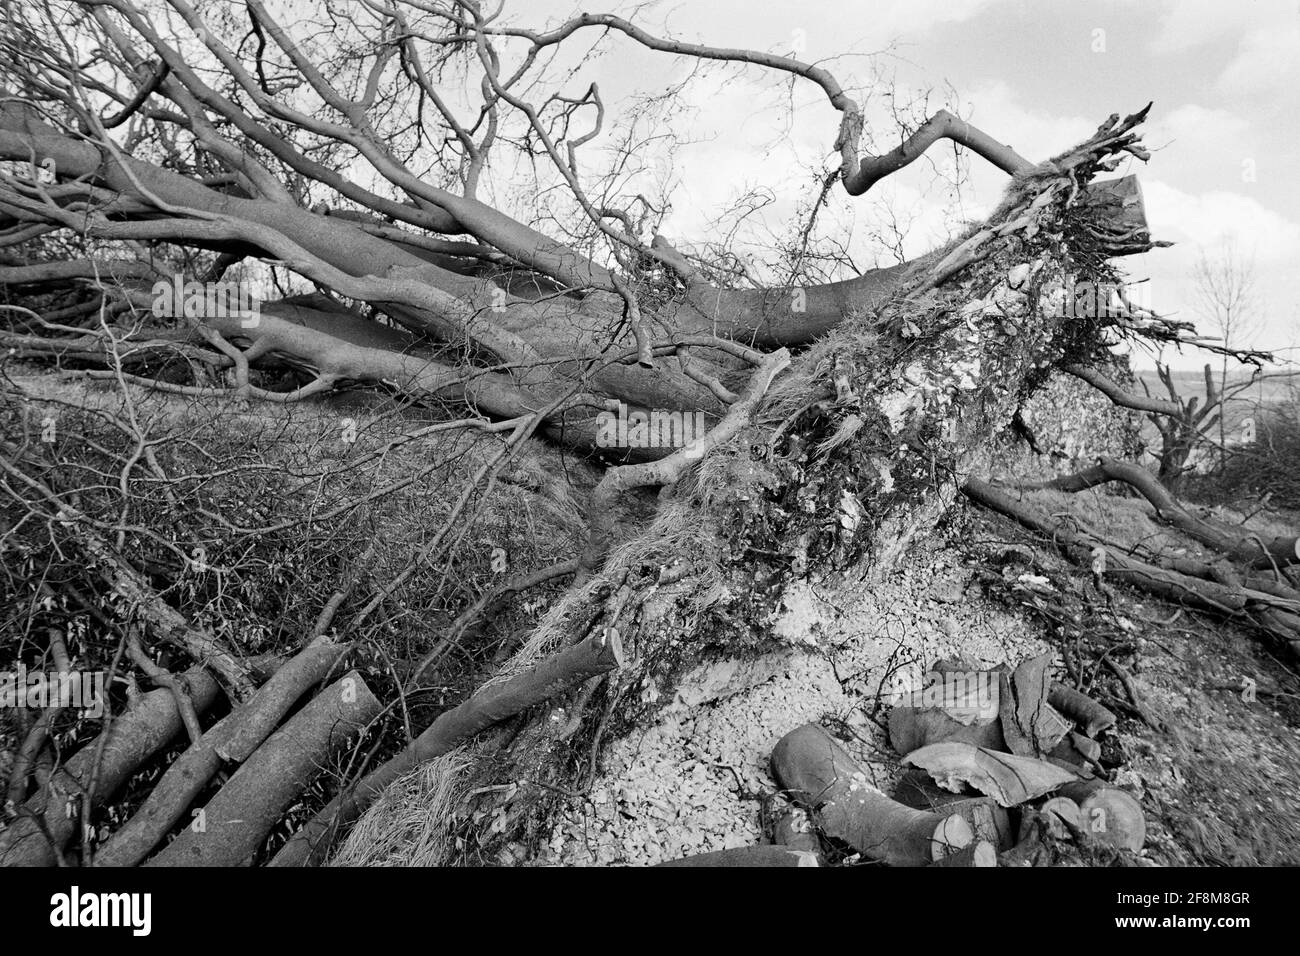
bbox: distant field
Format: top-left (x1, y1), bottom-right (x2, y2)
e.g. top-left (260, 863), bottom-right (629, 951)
top-left (1129, 367), bottom-right (1299, 461)
top-left (1134, 368), bottom-right (1300, 408)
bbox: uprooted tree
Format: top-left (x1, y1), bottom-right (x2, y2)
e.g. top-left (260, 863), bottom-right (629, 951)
top-left (2, 1), bottom-right (1293, 867)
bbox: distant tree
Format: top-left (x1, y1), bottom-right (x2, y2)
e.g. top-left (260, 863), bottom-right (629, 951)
top-left (1193, 243), bottom-right (1260, 469)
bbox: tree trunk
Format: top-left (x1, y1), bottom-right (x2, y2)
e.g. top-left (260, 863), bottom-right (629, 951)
top-left (145, 671), bottom-right (379, 866)
top-left (0, 666), bottom-right (222, 867)
top-left (93, 637), bottom-right (351, 867)
top-left (411, 109), bottom-right (1163, 861)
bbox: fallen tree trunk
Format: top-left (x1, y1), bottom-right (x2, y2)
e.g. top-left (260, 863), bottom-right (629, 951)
top-left (146, 670), bottom-right (379, 867)
top-left (891, 780), bottom-right (1015, 852)
top-left (93, 637), bottom-right (350, 867)
top-left (428, 108), bottom-right (1169, 860)
top-left (75, 521), bottom-right (255, 701)
top-left (1036, 457), bottom-right (1300, 570)
top-left (655, 845), bottom-right (819, 867)
top-left (930, 841), bottom-right (997, 867)
top-left (1058, 784), bottom-right (1146, 852)
top-left (270, 626), bottom-right (623, 867)
top-left (0, 666), bottom-right (221, 867)
top-left (1048, 684), bottom-right (1118, 738)
top-left (1136, 550), bottom-right (1300, 606)
top-left (964, 478), bottom-right (1300, 658)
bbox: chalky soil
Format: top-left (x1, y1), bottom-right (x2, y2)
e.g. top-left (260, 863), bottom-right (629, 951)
top-left (539, 533), bottom-right (1050, 866)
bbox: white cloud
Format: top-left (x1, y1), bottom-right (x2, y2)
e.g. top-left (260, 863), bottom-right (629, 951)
top-left (1146, 0), bottom-right (1293, 53)
top-left (1217, 22), bottom-right (1300, 101)
top-left (1121, 180), bottom-right (1300, 366)
top-left (647, 0), bottom-right (1013, 53)
top-left (1148, 0), bottom-right (1249, 53)
top-left (1146, 0), bottom-right (1299, 105)
top-left (1142, 180), bottom-right (1300, 260)
top-left (836, 0), bottom-right (1010, 42)
top-left (1147, 104), bottom-right (1251, 157)
top-left (957, 80), bottom-right (1096, 165)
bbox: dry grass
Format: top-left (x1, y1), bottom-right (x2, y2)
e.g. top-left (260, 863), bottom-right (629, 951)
top-left (327, 749), bottom-right (470, 867)
top-left (1, 365), bottom-right (594, 861)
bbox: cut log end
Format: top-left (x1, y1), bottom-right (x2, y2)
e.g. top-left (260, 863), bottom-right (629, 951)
top-left (930, 814), bottom-right (975, 862)
top-left (1077, 788), bottom-right (1146, 852)
top-left (599, 625), bottom-right (625, 668)
top-left (931, 840), bottom-right (998, 867)
top-left (1040, 796), bottom-right (1082, 840)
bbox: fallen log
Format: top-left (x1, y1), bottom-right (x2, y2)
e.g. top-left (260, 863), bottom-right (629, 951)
top-left (434, 109), bottom-right (1168, 857)
top-left (930, 840), bottom-right (997, 867)
top-left (1053, 778), bottom-right (1112, 802)
top-left (771, 810), bottom-right (821, 854)
top-left (1141, 552), bottom-right (1300, 607)
top-left (1050, 731), bottom-right (1103, 772)
top-left (964, 478), bottom-right (1300, 657)
top-left (1249, 538), bottom-right (1300, 571)
top-left (902, 741), bottom-right (1078, 807)
top-left (1048, 683), bottom-right (1117, 738)
top-left (0, 666), bottom-right (221, 867)
top-left (894, 767), bottom-right (971, 808)
top-left (74, 520), bottom-right (256, 699)
top-left (1000, 653), bottom-right (1072, 757)
top-left (1039, 796), bottom-right (1083, 840)
top-left (146, 670), bottom-right (380, 866)
top-left (93, 637), bottom-right (350, 867)
top-left (887, 660), bottom-right (1006, 754)
top-left (935, 797), bottom-right (1015, 851)
top-left (269, 626), bottom-right (624, 867)
top-left (888, 703), bottom-right (1006, 755)
top-left (656, 845), bottom-right (819, 867)
top-left (1036, 457), bottom-right (1299, 570)
top-left (891, 773), bottom-right (1014, 851)
top-left (1061, 785), bottom-right (1145, 851)
top-left (771, 723), bottom-right (972, 866)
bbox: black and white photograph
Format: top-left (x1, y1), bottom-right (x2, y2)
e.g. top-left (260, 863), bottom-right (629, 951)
top-left (0, 0), bottom-right (1293, 928)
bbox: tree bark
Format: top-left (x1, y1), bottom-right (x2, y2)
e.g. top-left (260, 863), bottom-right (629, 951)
top-left (366, 108), bottom-right (1166, 859)
top-left (0, 666), bottom-right (221, 867)
top-left (772, 723), bottom-right (973, 866)
top-left (964, 478), bottom-right (1300, 658)
top-left (93, 637), bottom-right (350, 867)
top-left (270, 626), bottom-right (623, 866)
top-left (146, 671), bottom-right (379, 866)
top-left (1037, 457), bottom-right (1299, 569)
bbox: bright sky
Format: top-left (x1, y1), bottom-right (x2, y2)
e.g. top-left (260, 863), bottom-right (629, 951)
top-left (492, 0), bottom-right (1299, 369)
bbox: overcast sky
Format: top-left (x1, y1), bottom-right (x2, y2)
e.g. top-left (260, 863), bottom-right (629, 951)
top-left (497, 0), bottom-right (1299, 369)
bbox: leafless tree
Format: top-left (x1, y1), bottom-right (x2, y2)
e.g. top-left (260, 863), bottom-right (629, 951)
top-left (3, 0), bottom-right (1235, 866)
top-left (1193, 243), bottom-right (1260, 469)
